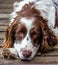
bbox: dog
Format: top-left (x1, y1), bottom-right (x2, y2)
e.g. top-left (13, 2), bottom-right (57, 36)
top-left (2, 0), bottom-right (58, 60)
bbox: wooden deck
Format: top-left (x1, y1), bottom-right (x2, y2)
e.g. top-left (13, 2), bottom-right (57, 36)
top-left (0, 0), bottom-right (58, 64)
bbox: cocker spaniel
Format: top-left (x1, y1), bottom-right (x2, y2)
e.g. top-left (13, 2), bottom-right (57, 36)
top-left (2, 0), bottom-right (58, 60)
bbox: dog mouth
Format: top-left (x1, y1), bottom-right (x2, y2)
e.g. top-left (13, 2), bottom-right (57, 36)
top-left (19, 49), bottom-right (32, 60)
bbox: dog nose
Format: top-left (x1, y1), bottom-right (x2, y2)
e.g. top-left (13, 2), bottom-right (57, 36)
top-left (22, 50), bottom-right (32, 58)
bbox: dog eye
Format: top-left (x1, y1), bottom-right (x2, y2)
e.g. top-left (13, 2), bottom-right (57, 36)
top-left (15, 30), bottom-right (27, 41)
top-left (30, 31), bottom-right (38, 38)
top-left (31, 32), bottom-right (37, 36)
top-left (17, 30), bottom-right (23, 33)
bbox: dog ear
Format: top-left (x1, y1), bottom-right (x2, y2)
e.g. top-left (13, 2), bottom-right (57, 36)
top-left (39, 22), bottom-right (58, 53)
top-left (3, 25), bottom-right (14, 48)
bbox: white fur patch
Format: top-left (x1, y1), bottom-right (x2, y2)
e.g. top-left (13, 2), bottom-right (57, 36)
top-left (8, 48), bottom-right (18, 56)
top-left (34, 0), bottom-right (54, 19)
top-left (9, 0), bottom-right (36, 25)
top-left (13, 0), bottom-right (36, 12)
top-left (9, 19), bottom-right (14, 26)
top-left (20, 17), bottom-right (35, 30)
top-left (34, 0), bottom-right (58, 37)
top-left (52, 27), bottom-right (58, 36)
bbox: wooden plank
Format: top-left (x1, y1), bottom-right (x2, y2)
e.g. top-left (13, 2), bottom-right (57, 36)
top-left (0, 0), bottom-right (21, 4)
top-left (0, 55), bottom-right (58, 64)
top-left (37, 49), bottom-right (58, 56)
top-left (0, 40), bottom-right (3, 44)
top-left (0, 9), bottom-right (13, 13)
top-left (0, 40), bottom-right (3, 47)
top-left (0, 14), bottom-right (10, 18)
top-left (0, 20), bottom-right (9, 26)
top-left (0, 32), bottom-right (5, 39)
top-left (0, 26), bottom-right (8, 32)
top-left (0, 4), bottom-right (13, 9)
top-left (27, 57), bottom-right (58, 64)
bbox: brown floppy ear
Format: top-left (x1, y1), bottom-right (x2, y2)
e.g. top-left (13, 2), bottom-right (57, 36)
top-left (3, 26), bottom-right (14, 48)
top-left (39, 22), bottom-right (58, 53)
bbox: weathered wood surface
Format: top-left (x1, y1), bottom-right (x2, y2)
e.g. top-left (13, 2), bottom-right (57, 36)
top-left (0, 0), bottom-right (58, 64)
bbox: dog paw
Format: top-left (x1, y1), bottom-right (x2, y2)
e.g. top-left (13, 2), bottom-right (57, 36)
top-left (2, 48), bottom-right (10, 58)
top-left (9, 53), bottom-right (19, 59)
top-left (2, 48), bottom-right (19, 59)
